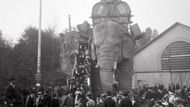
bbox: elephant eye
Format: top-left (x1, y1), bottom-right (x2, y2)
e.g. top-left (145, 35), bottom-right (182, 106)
top-left (95, 45), bottom-right (100, 49)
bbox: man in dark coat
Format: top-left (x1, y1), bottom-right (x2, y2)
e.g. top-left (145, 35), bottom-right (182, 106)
top-left (62, 93), bottom-right (74, 107)
top-left (50, 94), bottom-right (60, 107)
top-left (103, 91), bottom-right (116, 107)
top-left (26, 91), bottom-right (36, 107)
top-left (5, 77), bottom-right (22, 107)
top-left (119, 91), bottom-right (132, 107)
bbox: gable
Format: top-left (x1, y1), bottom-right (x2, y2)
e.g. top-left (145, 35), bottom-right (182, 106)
top-left (135, 22), bottom-right (190, 55)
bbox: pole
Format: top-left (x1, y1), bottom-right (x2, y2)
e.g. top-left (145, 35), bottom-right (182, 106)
top-left (68, 15), bottom-right (71, 32)
top-left (36, 0), bottom-right (42, 85)
top-left (168, 46), bottom-right (172, 86)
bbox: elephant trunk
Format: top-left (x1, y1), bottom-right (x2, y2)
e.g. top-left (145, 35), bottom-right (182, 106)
top-left (99, 67), bottom-right (114, 92)
top-left (97, 44), bottom-right (116, 92)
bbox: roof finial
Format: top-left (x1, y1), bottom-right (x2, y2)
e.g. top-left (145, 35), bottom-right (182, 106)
top-left (101, 0), bottom-right (120, 3)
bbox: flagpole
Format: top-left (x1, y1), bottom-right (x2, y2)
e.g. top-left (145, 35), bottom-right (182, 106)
top-left (36, 0), bottom-right (42, 86)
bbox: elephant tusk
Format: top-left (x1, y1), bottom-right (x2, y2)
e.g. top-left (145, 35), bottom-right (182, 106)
top-left (113, 62), bottom-right (117, 70)
top-left (113, 62), bottom-right (117, 81)
top-left (95, 61), bottom-right (100, 68)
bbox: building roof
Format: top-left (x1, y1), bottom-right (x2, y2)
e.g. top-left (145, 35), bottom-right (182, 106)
top-left (135, 22), bottom-right (190, 55)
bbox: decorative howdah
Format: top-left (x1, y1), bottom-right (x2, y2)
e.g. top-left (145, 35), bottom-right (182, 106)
top-left (92, 0), bottom-right (131, 29)
top-left (91, 0), bottom-right (136, 92)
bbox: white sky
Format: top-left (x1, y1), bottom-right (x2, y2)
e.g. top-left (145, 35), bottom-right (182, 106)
top-left (0, 0), bottom-right (190, 42)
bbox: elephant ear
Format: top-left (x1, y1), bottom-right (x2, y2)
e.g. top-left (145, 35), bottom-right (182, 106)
top-left (121, 35), bottom-right (135, 59)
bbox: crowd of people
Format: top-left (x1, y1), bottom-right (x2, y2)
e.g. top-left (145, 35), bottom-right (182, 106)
top-left (1, 77), bottom-right (190, 107)
top-left (1, 43), bottom-right (190, 107)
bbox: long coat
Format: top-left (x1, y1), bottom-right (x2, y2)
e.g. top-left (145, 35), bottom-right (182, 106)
top-left (26, 96), bottom-right (35, 107)
top-left (5, 85), bottom-right (22, 107)
top-left (103, 97), bottom-right (116, 107)
top-left (119, 98), bottom-right (132, 107)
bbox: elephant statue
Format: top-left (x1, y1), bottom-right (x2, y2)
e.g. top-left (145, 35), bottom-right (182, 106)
top-left (91, 21), bottom-right (135, 92)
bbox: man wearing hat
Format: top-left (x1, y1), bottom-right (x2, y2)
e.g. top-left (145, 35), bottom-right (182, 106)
top-left (25, 88), bottom-right (36, 107)
top-left (119, 91), bottom-right (132, 107)
top-left (86, 92), bottom-right (95, 107)
top-left (103, 90), bottom-right (116, 107)
top-left (5, 77), bottom-right (22, 107)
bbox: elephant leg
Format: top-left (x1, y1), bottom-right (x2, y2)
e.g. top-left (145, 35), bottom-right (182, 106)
top-left (117, 58), bottom-right (133, 91)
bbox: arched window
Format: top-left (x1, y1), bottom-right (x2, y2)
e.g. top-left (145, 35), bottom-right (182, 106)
top-left (161, 41), bottom-right (190, 71)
